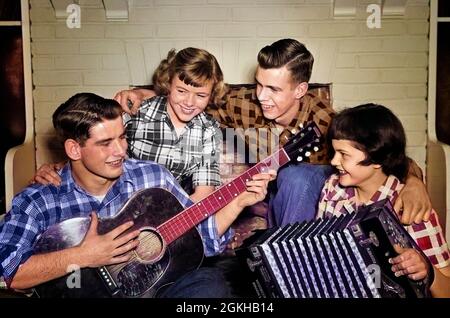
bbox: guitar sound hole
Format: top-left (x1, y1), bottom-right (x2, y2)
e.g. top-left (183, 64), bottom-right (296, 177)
top-left (134, 229), bottom-right (164, 263)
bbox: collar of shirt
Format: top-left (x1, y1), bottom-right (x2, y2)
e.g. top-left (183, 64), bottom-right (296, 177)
top-left (279, 92), bottom-right (332, 143)
top-left (323, 174), bottom-right (403, 214)
top-left (262, 94), bottom-right (317, 147)
top-left (141, 95), bottom-right (168, 122)
top-left (58, 161), bottom-right (136, 200)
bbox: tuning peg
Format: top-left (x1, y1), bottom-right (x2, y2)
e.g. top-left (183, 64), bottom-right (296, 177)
top-left (299, 123), bottom-right (304, 128)
top-left (305, 151), bottom-right (311, 157)
top-left (297, 156), bottom-right (303, 162)
top-left (313, 146), bottom-right (319, 152)
top-left (298, 148), bottom-right (303, 153)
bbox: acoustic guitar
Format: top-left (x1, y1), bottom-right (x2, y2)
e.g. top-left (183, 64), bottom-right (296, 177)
top-left (33, 122), bottom-right (322, 298)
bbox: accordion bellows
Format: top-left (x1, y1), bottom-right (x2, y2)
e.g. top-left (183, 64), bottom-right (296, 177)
top-left (236, 199), bottom-right (432, 298)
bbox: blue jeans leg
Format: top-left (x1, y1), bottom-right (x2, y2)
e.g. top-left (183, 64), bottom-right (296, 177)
top-left (268, 164), bottom-right (334, 227)
top-left (156, 267), bottom-right (231, 298)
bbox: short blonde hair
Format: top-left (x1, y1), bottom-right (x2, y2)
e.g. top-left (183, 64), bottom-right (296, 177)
top-left (152, 47), bottom-right (228, 106)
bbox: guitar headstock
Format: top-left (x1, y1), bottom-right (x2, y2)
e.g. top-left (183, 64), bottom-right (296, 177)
top-left (283, 121), bottom-right (322, 162)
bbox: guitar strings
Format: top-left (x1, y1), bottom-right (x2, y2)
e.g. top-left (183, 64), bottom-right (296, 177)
top-left (107, 125), bottom-right (319, 276)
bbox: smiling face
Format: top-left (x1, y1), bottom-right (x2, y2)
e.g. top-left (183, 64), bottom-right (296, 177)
top-left (68, 116), bottom-right (128, 191)
top-left (330, 139), bottom-right (385, 191)
top-left (166, 75), bottom-right (213, 128)
top-left (255, 65), bottom-right (308, 128)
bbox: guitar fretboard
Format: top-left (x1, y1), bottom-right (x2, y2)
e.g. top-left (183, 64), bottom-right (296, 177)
top-left (157, 148), bottom-right (290, 244)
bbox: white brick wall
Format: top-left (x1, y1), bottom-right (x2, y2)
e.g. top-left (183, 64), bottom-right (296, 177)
top-left (30, 0), bottom-right (430, 176)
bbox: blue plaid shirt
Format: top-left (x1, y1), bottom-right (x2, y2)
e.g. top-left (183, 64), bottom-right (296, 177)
top-left (0, 159), bottom-right (231, 285)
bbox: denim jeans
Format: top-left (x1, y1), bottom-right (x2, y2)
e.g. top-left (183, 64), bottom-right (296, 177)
top-left (268, 163), bottom-right (334, 227)
top-left (156, 267), bottom-right (231, 298)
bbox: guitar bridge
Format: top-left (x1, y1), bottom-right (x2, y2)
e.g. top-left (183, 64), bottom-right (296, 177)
top-left (98, 266), bottom-right (120, 296)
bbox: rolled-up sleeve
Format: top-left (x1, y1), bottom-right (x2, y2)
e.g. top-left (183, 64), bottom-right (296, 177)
top-left (197, 216), bottom-right (233, 257)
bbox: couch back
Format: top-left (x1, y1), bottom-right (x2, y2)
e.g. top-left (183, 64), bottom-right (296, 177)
top-left (133, 82), bottom-right (333, 183)
top-left (135, 83), bottom-right (332, 110)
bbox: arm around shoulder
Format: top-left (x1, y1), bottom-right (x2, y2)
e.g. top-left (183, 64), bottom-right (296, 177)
top-left (395, 159), bottom-right (432, 224)
top-left (113, 88), bottom-right (156, 115)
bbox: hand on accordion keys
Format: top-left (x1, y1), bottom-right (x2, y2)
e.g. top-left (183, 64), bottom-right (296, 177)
top-left (389, 244), bottom-right (434, 285)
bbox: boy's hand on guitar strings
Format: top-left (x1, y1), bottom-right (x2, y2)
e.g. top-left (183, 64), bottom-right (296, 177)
top-left (77, 212), bottom-right (141, 268)
top-left (237, 170), bottom-right (277, 208)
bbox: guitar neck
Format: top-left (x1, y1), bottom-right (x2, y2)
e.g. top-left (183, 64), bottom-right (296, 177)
top-left (157, 148), bottom-right (291, 245)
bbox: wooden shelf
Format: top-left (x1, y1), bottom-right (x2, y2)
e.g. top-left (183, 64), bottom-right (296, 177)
top-left (0, 21), bottom-right (21, 26)
top-left (50, 0), bottom-right (129, 21)
top-left (333, 0), bottom-right (407, 17)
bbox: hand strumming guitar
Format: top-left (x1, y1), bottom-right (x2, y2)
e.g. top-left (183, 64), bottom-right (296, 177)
top-left (76, 212), bottom-right (140, 268)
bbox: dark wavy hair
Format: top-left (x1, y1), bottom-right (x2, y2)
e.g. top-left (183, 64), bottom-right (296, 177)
top-left (327, 103), bottom-right (409, 182)
top-left (257, 38), bottom-right (314, 84)
top-left (53, 92), bottom-right (123, 146)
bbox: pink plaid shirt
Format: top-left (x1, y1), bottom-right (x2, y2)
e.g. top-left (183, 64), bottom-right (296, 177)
top-left (317, 174), bottom-right (450, 268)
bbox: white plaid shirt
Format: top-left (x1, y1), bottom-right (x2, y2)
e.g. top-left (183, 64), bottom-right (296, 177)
top-left (123, 96), bottom-right (221, 189)
top-left (318, 174), bottom-right (450, 268)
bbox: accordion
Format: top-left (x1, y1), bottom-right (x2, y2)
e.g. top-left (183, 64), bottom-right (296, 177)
top-left (236, 199), bottom-right (432, 298)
